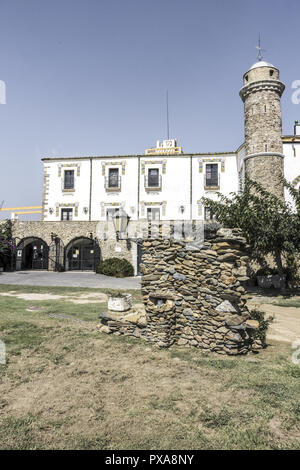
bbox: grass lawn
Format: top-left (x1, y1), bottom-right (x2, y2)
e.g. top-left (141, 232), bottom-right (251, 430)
top-left (0, 284), bottom-right (299, 450)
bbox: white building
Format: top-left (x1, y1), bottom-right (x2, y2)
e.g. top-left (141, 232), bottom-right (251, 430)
top-left (41, 122), bottom-right (300, 224)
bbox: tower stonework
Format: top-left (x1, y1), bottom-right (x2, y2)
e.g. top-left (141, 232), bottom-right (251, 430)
top-left (240, 61), bottom-right (285, 198)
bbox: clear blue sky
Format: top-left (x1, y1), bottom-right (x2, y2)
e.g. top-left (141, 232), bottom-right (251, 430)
top-left (1, 0), bottom-right (300, 219)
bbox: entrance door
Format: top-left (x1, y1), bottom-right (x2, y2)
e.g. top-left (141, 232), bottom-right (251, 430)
top-left (17, 238), bottom-right (49, 270)
top-left (66, 238), bottom-right (100, 271)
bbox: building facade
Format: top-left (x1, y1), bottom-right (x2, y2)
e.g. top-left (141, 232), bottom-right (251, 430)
top-left (41, 148), bottom-right (239, 224)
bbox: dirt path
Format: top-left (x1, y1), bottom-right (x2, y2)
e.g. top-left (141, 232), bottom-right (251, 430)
top-left (247, 300), bottom-right (300, 344)
top-left (0, 291), bottom-right (108, 304)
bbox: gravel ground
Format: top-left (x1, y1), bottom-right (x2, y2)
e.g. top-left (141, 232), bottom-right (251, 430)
top-left (0, 270), bottom-right (141, 290)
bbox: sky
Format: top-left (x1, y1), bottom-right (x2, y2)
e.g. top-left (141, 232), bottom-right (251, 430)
top-left (1, 0), bottom-right (300, 219)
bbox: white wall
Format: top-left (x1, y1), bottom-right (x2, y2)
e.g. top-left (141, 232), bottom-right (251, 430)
top-left (43, 153), bottom-right (240, 222)
top-left (44, 159), bottom-right (91, 222)
top-left (237, 145), bottom-right (246, 182)
top-left (283, 142), bottom-right (300, 210)
top-left (192, 154), bottom-right (239, 219)
top-left (140, 156), bottom-right (190, 220)
top-left (90, 157), bottom-right (139, 221)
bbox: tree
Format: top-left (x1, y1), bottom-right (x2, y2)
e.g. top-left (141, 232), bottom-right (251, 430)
top-left (0, 219), bottom-right (15, 269)
top-left (202, 178), bottom-right (300, 276)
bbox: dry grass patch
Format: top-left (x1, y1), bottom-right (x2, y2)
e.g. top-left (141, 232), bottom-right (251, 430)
top-left (0, 285), bottom-right (299, 449)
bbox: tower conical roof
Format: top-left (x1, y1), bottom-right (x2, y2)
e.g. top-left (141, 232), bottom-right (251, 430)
top-left (249, 60), bottom-right (275, 70)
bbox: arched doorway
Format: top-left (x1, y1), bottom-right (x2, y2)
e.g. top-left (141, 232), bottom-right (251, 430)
top-left (16, 237), bottom-right (49, 270)
top-left (65, 237), bottom-right (100, 271)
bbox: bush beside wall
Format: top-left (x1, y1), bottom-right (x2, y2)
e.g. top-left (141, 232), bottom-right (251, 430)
top-left (96, 258), bottom-right (134, 278)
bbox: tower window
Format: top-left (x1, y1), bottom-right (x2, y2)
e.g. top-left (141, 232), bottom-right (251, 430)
top-left (245, 75), bottom-right (248, 82)
top-left (264, 105), bottom-right (267, 113)
top-left (270, 70), bottom-right (274, 77)
top-left (265, 144), bottom-right (268, 152)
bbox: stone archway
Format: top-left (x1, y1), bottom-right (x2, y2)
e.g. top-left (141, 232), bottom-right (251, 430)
top-left (16, 237), bottom-right (49, 270)
top-left (65, 237), bottom-right (101, 271)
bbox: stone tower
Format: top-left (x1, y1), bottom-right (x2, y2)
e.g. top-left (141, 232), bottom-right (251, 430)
top-left (240, 59), bottom-right (285, 198)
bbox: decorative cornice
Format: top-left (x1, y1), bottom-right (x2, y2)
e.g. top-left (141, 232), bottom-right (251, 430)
top-left (141, 160), bottom-right (167, 174)
top-left (240, 79), bottom-right (285, 102)
top-left (55, 202), bottom-right (79, 217)
top-left (42, 151), bottom-right (236, 162)
top-left (101, 161), bottom-right (126, 175)
top-left (244, 152), bottom-right (284, 162)
top-left (198, 157), bottom-right (225, 173)
top-left (58, 163), bottom-right (81, 177)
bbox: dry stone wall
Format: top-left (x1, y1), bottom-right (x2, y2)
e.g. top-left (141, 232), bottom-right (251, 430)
top-left (99, 227), bottom-right (261, 355)
top-left (140, 227), bottom-right (260, 354)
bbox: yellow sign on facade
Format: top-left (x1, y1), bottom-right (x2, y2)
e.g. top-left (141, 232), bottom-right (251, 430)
top-left (0, 206), bottom-right (42, 211)
top-left (145, 147), bottom-right (182, 155)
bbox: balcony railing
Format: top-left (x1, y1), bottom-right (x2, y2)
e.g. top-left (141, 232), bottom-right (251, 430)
top-left (105, 176), bottom-right (121, 191)
top-left (144, 175), bottom-right (162, 191)
top-left (204, 173), bottom-right (220, 190)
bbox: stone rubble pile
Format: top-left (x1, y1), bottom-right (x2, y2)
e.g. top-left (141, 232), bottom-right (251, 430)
top-left (98, 307), bottom-right (147, 338)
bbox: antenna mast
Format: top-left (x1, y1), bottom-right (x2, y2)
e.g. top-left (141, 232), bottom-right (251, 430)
top-left (256, 34), bottom-right (266, 61)
top-left (166, 91), bottom-right (170, 140)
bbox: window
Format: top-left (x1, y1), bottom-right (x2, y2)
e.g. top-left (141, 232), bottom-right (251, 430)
top-left (205, 164), bottom-right (219, 187)
top-left (64, 170), bottom-right (74, 190)
top-left (108, 168), bottom-right (119, 188)
top-left (61, 208), bottom-right (73, 221)
top-left (147, 208), bottom-right (160, 221)
top-left (270, 70), bottom-right (274, 77)
top-left (148, 168), bottom-right (159, 187)
top-left (106, 208), bottom-right (119, 220)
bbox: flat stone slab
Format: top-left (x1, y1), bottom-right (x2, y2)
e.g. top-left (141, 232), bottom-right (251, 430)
top-left (216, 300), bottom-right (238, 313)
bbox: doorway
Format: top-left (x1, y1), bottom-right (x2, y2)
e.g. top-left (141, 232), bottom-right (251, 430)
top-left (65, 237), bottom-right (100, 271)
top-left (16, 238), bottom-right (49, 270)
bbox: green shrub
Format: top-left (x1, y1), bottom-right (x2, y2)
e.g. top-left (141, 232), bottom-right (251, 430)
top-left (96, 258), bottom-right (134, 278)
top-left (284, 254), bottom-right (300, 286)
top-left (107, 290), bottom-right (128, 298)
top-left (249, 309), bottom-right (274, 346)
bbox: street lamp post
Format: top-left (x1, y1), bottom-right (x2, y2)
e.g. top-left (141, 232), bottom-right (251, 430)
top-left (112, 208), bottom-right (131, 241)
